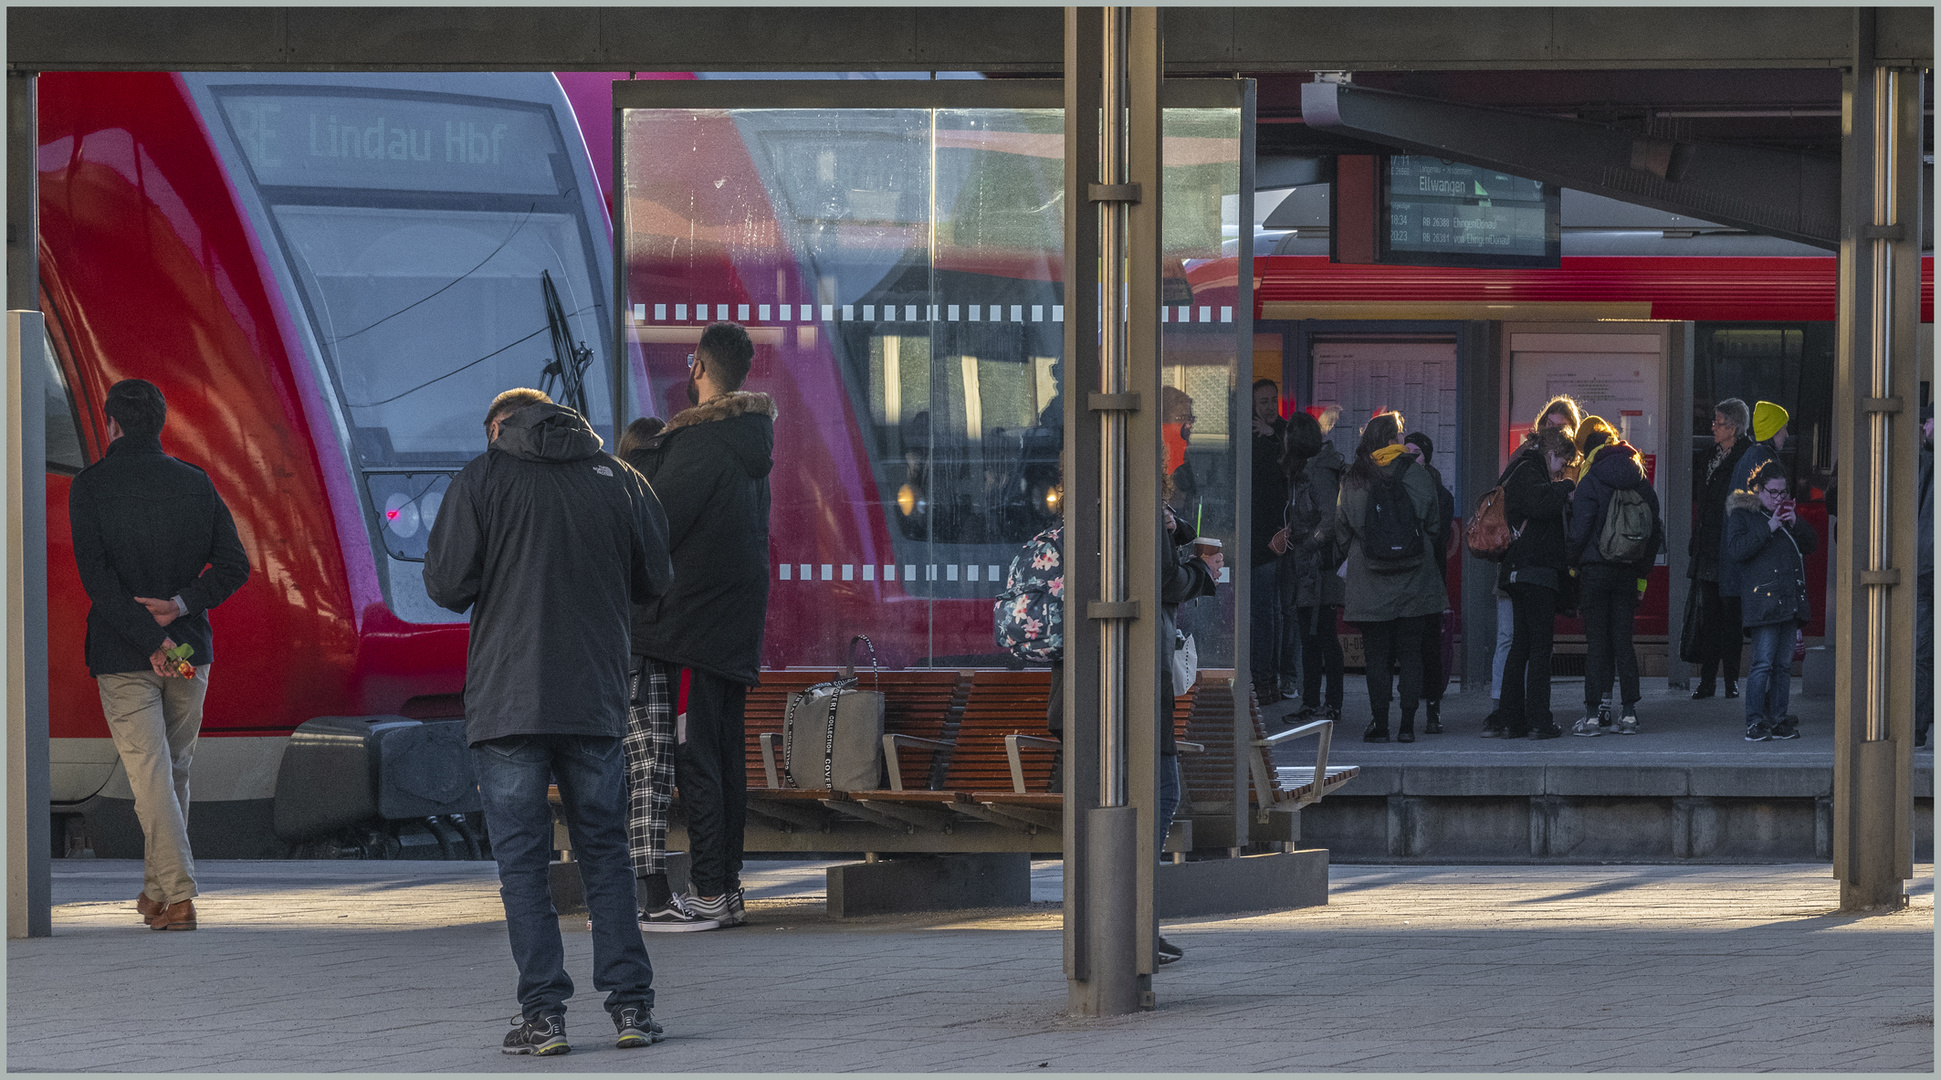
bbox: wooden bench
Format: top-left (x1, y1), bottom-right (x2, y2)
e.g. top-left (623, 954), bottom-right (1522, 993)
top-left (1176, 673), bottom-right (1359, 849)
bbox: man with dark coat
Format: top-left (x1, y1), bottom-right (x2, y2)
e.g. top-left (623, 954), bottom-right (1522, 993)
top-left (1566, 421), bottom-right (1664, 736)
top-left (624, 322), bottom-right (776, 930)
top-left (1249, 379), bottom-right (1289, 704)
top-left (69, 379), bottom-right (249, 933)
top-left (425, 388), bottom-right (673, 1056)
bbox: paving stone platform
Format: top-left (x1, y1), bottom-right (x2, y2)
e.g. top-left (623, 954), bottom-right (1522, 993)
top-left (8, 857), bottom-right (1931, 1073)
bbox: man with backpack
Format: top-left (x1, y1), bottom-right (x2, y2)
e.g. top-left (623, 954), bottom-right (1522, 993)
top-left (1565, 417), bottom-right (1663, 736)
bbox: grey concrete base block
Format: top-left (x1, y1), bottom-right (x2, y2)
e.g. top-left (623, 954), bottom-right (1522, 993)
top-left (1802, 646), bottom-right (1835, 697)
top-left (826, 853), bottom-right (1030, 917)
top-left (1155, 849), bottom-right (1328, 919)
top-left (549, 860), bottom-right (584, 915)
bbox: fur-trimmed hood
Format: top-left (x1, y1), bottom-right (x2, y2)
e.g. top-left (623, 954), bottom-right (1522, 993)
top-left (662, 390), bottom-right (778, 434)
top-left (649, 390), bottom-right (777, 480)
top-left (1726, 490), bottom-right (1765, 514)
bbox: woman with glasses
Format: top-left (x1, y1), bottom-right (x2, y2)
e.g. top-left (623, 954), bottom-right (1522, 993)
top-left (1690, 398), bottom-right (1755, 699)
top-left (1723, 460), bottom-right (1817, 741)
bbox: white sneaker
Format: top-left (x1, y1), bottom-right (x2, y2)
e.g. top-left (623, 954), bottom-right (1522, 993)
top-left (1572, 715), bottom-right (1604, 737)
top-left (1615, 713), bottom-right (1641, 735)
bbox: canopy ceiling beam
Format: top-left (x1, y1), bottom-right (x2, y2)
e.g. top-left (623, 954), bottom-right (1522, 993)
top-left (8, 7), bottom-right (1930, 73)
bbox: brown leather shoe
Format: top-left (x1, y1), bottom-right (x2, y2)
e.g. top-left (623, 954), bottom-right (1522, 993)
top-left (147, 899), bottom-right (196, 931)
top-left (135, 893), bottom-right (162, 921)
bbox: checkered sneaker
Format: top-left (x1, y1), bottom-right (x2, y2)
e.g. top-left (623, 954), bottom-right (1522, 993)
top-left (622, 658), bottom-right (677, 878)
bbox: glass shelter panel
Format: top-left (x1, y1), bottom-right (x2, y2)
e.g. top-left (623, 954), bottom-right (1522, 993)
top-left (1162, 108), bottom-right (1244, 670)
top-left (622, 94), bottom-right (1243, 671)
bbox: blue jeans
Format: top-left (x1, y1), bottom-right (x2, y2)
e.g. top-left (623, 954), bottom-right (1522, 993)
top-left (472, 734), bottom-right (655, 1019)
top-left (1250, 559), bottom-right (1282, 687)
top-left (1744, 624), bottom-right (1795, 735)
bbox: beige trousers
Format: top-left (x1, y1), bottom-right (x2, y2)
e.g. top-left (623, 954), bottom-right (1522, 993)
top-left (97, 667), bottom-right (208, 904)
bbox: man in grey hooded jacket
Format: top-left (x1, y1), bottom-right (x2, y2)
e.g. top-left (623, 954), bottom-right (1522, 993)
top-left (426, 389), bottom-right (673, 1056)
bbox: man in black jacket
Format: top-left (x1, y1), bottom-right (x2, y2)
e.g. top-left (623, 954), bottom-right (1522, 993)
top-left (69, 379), bottom-right (249, 933)
top-left (425, 389), bottom-right (673, 1055)
top-left (624, 323), bottom-right (775, 930)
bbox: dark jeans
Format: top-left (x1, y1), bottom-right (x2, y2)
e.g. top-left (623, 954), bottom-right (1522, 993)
top-left (1250, 559), bottom-right (1282, 687)
top-left (1356, 615), bottom-right (1426, 726)
top-left (1501, 583), bottom-right (1559, 734)
top-left (1581, 570), bottom-right (1642, 714)
top-left (676, 668), bottom-right (749, 897)
top-left (1744, 622), bottom-right (1794, 734)
top-left (1696, 579), bottom-right (1742, 688)
top-left (1277, 555), bottom-right (1303, 687)
top-left (1297, 605), bottom-right (1344, 711)
top-left (1158, 667), bottom-right (1180, 854)
top-left (471, 733), bottom-right (654, 1019)
top-left (1918, 573), bottom-right (1933, 742)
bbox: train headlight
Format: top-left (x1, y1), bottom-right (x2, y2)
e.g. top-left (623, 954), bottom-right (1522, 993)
top-left (897, 483), bottom-right (918, 517)
top-left (418, 490), bottom-right (444, 531)
top-left (383, 492), bottom-right (421, 538)
top-left (1045, 484), bottom-right (1063, 514)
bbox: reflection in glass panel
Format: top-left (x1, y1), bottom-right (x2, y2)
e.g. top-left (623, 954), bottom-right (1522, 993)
top-left (43, 327), bottom-right (85, 472)
top-left (1163, 108), bottom-right (1244, 670)
top-left (622, 102), bottom-right (1240, 673)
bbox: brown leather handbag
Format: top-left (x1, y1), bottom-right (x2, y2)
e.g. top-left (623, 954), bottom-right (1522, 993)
top-left (1464, 459), bottom-right (1529, 562)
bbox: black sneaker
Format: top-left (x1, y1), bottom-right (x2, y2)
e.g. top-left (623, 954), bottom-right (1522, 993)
top-left (503, 1012), bottom-right (569, 1056)
top-left (1156, 936), bottom-right (1183, 965)
top-left (1531, 724), bottom-right (1563, 740)
top-left (638, 895), bottom-right (719, 932)
top-left (1744, 726), bottom-right (1772, 742)
top-left (611, 1004), bottom-right (662, 1049)
top-left (1770, 724), bottom-right (1799, 741)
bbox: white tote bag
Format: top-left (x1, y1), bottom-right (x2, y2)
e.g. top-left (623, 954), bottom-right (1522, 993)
top-left (1170, 630), bottom-right (1199, 693)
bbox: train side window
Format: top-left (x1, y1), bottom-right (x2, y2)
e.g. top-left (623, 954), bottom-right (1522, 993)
top-left (41, 325), bottom-right (86, 473)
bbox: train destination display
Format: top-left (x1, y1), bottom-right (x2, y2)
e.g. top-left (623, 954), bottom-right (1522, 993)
top-left (1382, 156), bottom-right (1560, 268)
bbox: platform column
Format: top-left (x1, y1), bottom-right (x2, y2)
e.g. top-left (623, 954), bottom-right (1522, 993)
top-left (6, 68), bottom-right (52, 940)
top-left (1831, 11), bottom-right (1920, 912)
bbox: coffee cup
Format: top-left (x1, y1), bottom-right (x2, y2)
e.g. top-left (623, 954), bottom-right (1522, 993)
top-left (1192, 537), bottom-right (1222, 559)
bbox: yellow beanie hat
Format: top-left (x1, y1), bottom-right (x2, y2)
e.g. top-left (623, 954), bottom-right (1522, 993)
top-left (1752, 401), bottom-right (1789, 443)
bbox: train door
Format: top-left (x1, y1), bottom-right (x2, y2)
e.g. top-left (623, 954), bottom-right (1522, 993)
top-left (1507, 324), bottom-right (1674, 663)
top-left (615, 79), bottom-right (1252, 671)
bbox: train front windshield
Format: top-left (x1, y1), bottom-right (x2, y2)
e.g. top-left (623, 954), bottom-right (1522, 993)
top-left (207, 85), bottom-right (613, 621)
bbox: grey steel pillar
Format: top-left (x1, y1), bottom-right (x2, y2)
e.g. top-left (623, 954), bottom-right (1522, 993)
top-left (7, 69), bottom-right (51, 940)
top-left (1064, 5), bottom-right (1162, 1017)
top-left (1831, 11), bottom-right (1920, 912)
top-left (1458, 321), bottom-right (1500, 693)
top-left (1664, 324), bottom-right (1694, 691)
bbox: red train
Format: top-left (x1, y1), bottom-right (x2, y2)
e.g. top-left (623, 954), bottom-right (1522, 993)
top-left (36, 71), bottom-right (1931, 857)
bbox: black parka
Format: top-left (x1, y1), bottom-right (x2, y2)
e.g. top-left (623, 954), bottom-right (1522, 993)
top-left (68, 433), bottom-right (250, 675)
top-left (1498, 443), bottom-right (1576, 593)
top-left (1691, 436), bottom-right (1752, 583)
top-left (625, 391), bottom-right (777, 686)
top-left (1723, 492), bottom-right (1818, 629)
top-left (424, 403), bottom-right (672, 746)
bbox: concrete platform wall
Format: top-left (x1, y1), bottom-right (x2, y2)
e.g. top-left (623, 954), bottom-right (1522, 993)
top-left (1304, 776), bottom-right (1933, 863)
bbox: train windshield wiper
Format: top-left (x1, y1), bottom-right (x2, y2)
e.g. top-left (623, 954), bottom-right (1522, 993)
top-left (536, 269), bottom-right (593, 417)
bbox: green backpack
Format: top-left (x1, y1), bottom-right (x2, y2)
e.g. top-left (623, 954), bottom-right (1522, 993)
top-left (1597, 486), bottom-right (1653, 564)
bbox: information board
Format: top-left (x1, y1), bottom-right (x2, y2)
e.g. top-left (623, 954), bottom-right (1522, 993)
top-left (1381, 156), bottom-right (1559, 269)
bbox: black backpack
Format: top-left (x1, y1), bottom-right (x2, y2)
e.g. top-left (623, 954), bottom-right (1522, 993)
top-left (1360, 460), bottom-right (1425, 573)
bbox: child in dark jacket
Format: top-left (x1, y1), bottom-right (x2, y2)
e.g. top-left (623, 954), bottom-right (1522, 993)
top-left (1724, 460), bottom-right (1817, 741)
top-left (1564, 418), bottom-right (1663, 736)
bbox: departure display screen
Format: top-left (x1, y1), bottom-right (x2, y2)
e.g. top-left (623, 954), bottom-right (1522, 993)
top-left (1381, 156), bottom-right (1559, 268)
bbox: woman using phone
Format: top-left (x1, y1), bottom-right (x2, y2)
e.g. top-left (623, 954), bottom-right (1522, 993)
top-left (1723, 460), bottom-right (1817, 742)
